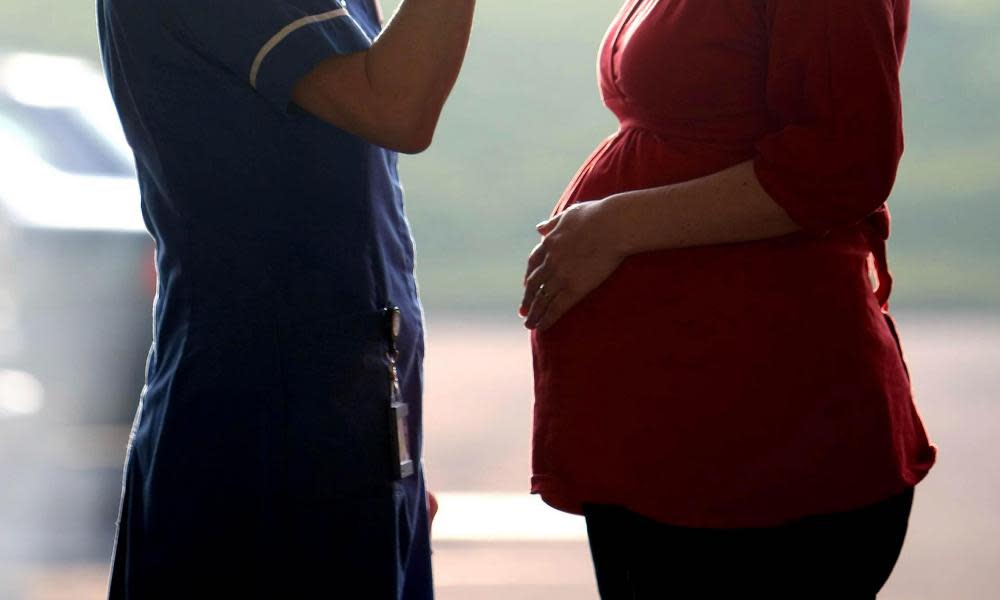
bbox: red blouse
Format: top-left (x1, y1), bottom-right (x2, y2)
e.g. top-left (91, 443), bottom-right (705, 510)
top-left (530, 0), bottom-right (936, 528)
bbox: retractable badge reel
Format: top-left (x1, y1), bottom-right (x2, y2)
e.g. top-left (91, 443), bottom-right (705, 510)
top-left (385, 307), bottom-right (415, 480)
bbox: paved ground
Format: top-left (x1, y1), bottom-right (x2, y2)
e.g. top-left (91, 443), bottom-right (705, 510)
top-left (1, 312), bottom-right (999, 598)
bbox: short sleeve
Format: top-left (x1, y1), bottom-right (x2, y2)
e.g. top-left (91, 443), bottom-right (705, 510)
top-left (753, 0), bottom-right (907, 236)
top-left (167, 0), bottom-right (373, 112)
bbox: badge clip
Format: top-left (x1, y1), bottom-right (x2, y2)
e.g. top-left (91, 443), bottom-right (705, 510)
top-left (385, 306), bottom-right (414, 480)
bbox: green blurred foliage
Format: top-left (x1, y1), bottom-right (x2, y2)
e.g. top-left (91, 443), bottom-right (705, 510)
top-left (2, 0), bottom-right (997, 313)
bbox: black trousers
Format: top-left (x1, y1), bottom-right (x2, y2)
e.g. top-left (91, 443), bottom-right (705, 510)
top-left (583, 488), bottom-right (914, 599)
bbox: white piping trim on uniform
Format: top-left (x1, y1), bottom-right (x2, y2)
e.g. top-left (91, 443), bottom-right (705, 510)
top-left (249, 7), bottom-right (349, 89)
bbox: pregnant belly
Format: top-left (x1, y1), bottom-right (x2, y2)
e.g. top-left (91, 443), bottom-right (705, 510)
top-left (540, 125), bottom-right (879, 377)
top-left (556, 126), bottom-right (753, 213)
top-left (552, 126), bottom-right (763, 335)
top-left (531, 129), bottom-right (906, 522)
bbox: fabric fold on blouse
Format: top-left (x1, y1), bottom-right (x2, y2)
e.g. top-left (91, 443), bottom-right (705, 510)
top-left (754, 0), bottom-right (907, 236)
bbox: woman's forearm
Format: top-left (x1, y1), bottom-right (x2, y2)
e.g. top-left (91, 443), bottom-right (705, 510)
top-left (601, 161), bottom-right (801, 256)
top-left (522, 162), bottom-right (801, 330)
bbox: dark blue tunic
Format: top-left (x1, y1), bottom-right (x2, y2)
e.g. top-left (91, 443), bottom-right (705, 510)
top-left (98, 1), bottom-right (432, 597)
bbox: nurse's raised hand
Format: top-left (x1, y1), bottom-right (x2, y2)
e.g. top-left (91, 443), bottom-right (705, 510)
top-left (520, 200), bottom-right (627, 332)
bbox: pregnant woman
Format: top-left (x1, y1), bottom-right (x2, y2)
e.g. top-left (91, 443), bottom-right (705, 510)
top-left (520, 1), bottom-right (936, 597)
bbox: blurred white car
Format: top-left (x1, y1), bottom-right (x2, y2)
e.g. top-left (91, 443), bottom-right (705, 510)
top-left (0, 52), bottom-right (153, 424)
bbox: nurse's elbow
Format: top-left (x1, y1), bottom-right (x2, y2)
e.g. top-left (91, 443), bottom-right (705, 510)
top-left (379, 105), bottom-right (438, 154)
top-left (393, 123), bottom-right (434, 154)
top-left (371, 120), bottom-right (432, 153)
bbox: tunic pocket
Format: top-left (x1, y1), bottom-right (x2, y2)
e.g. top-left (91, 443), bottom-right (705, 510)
top-left (278, 310), bottom-right (397, 500)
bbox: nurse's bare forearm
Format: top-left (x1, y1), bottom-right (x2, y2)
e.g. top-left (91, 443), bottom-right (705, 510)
top-left (367, 0), bottom-right (476, 147)
top-left (291, 0), bottom-right (475, 153)
top-left (601, 161), bottom-right (800, 255)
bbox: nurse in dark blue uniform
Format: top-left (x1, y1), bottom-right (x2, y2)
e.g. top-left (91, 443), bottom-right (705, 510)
top-left (97, 1), bottom-right (475, 598)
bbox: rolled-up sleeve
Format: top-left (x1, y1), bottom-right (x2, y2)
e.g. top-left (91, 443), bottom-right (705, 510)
top-left (753, 0), bottom-right (907, 236)
top-left (167, 0), bottom-right (372, 112)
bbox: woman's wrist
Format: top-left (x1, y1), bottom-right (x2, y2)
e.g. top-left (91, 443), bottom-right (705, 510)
top-left (598, 189), bottom-right (663, 258)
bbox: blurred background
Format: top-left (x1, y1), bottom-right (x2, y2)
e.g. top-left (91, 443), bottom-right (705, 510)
top-left (0, 0), bottom-right (998, 598)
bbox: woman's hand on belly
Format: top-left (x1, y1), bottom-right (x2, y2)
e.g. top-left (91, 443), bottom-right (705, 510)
top-left (518, 161), bottom-right (807, 331)
top-left (519, 199), bottom-right (627, 331)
